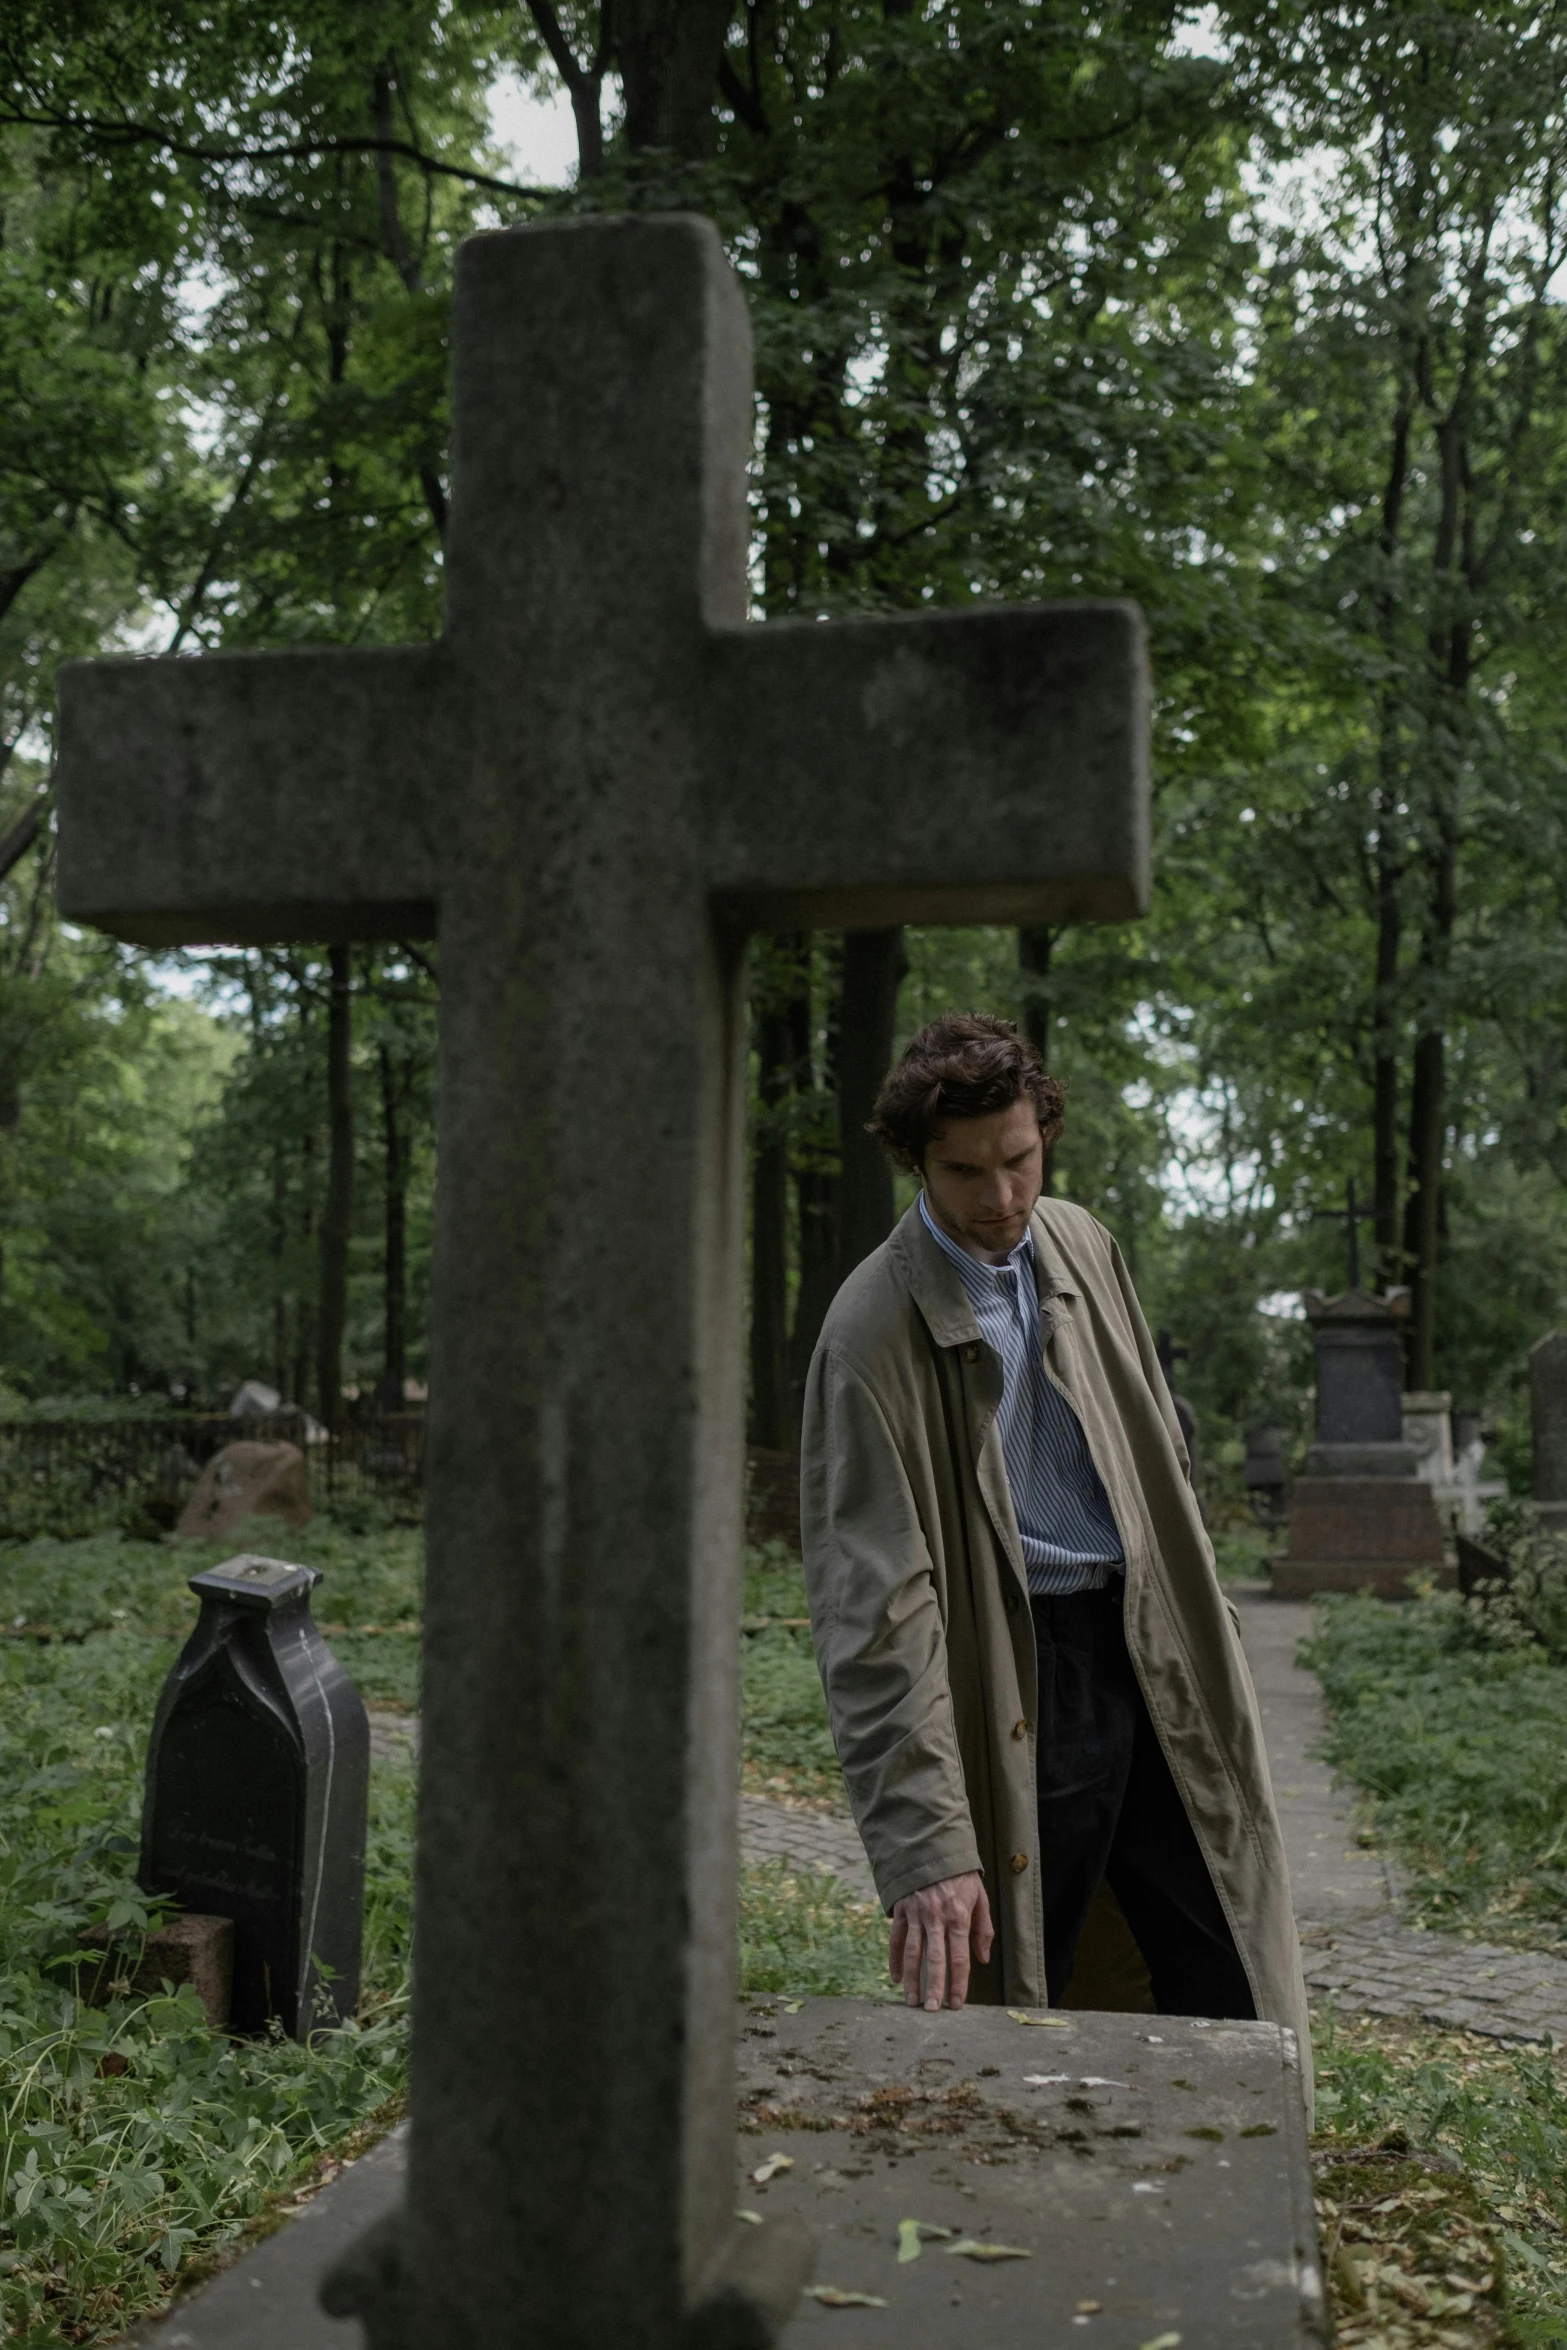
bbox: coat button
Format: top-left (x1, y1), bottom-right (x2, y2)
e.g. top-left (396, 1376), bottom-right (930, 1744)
top-left (963, 1344), bottom-right (979, 1362)
top-left (1011, 1719), bottom-right (1028, 1741)
top-left (1009, 1852), bottom-right (1029, 1874)
top-left (1005, 1589), bottom-right (1019, 1613)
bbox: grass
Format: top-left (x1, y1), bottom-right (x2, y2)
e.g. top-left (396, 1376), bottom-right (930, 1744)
top-left (0, 1511), bottom-right (418, 2345)
top-left (0, 1523), bottom-right (873, 2342)
top-left (1305, 1585), bottom-right (1567, 2340)
top-left (740, 1544), bottom-right (848, 1808)
top-left (1313, 2009), bottom-right (1567, 2345)
top-left (26, 1519), bottom-right (1564, 2344)
top-left (1303, 1591), bottom-right (1567, 1948)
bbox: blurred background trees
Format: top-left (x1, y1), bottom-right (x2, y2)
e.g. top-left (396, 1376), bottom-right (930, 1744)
top-left (2, 0), bottom-right (1565, 1481)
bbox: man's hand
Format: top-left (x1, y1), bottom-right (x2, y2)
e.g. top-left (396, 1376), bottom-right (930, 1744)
top-left (888, 1872), bottom-right (994, 2011)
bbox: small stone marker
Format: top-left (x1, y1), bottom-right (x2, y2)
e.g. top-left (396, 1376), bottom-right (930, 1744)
top-left (1278, 1292), bottom-right (1446, 1598)
top-left (141, 1554), bottom-right (368, 2036)
top-left (56, 214), bottom-right (1150, 2347)
top-left (80, 1911), bottom-right (234, 2031)
top-left (1532, 1331), bottom-right (1567, 1533)
top-left (175, 1438), bottom-right (312, 1541)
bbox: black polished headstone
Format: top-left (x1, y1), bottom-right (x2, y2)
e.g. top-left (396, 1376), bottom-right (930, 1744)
top-left (141, 1553), bottom-right (370, 2037)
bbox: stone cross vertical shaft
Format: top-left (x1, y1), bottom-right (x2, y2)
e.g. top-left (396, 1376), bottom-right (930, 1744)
top-left (55, 215), bottom-right (1148, 2346)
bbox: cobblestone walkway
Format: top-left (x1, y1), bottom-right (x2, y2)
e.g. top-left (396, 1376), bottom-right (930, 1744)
top-left (1298, 1919), bottom-right (1567, 2041)
top-left (1233, 1586), bottom-right (1567, 2046)
top-left (367, 1708), bottom-right (882, 1900)
top-left (739, 1794), bottom-right (877, 1902)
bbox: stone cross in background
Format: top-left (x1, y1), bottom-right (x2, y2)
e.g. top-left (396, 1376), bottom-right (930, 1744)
top-left (55, 215), bottom-right (1149, 2349)
top-left (1533, 1331), bottom-right (1567, 1533)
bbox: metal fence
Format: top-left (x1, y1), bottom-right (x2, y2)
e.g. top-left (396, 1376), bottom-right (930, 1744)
top-left (0, 1410), bottom-right (425, 1539)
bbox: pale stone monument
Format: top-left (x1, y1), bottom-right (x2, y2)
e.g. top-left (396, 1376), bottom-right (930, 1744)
top-left (56, 215), bottom-right (1307, 2347)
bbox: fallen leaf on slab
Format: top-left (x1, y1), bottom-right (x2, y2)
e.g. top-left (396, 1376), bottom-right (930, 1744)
top-left (783, 1999), bottom-right (804, 2013)
top-left (897, 2219), bottom-right (954, 2261)
top-left (1139, 2335), bottom-right (1182, 2350)
top-left (1023, 2073), bottom-right (1070, 2086)
top-left (1075, 2300), bottom-right (1103, 2316)
top-left (805, 2285), bottom-right (890, 2309)
top-left (735, 2210), bottom-right (763, 2227)
top-left (944, 2239), bottom-right (1032, 2261)
top-left (751, 2152), bottom-right (794, 2185)
top-left (1007, 2009), bottom-right (1070, 2028)
top-left (1078, 2077), bottom-right (1128, 2089)
top-left (1132, 2182), bottom-right (1161, 2194)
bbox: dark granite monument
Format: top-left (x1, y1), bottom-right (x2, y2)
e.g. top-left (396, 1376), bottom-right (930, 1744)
top-left (1532, 1330), bottom-right (1567, 1534)
top-left (1278, 1293), bottom-right (1446, 1599)
top-left (1243, 1426), bottom-right (1288, 1525)
top-left (141, 1553), bottom-right (369, 2037)
top-left (54, 212), bottom-right (1315, 2349)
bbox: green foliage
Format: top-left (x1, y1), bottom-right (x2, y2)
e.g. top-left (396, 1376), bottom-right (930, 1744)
top-left (0, 1520), bottom-right (418, 2340)
top-left (737, 1864), bottom-right (887, 2001)
top-left (1312, 2010), bottom-right (1567, 2343)
top-left (741, 1546), bottom-right (843, 1804)
top-left (1303, 1593), bottom-right (1567, 1944)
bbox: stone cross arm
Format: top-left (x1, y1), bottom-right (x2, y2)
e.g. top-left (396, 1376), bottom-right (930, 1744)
top-left (57, 215), bottom-right (1145, 952)
top-left (56, 606), bottom-right (1145, 947)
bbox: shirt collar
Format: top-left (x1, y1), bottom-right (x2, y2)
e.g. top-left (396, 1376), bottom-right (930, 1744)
top-left (918, 1190), bottom-right (1034, 1286)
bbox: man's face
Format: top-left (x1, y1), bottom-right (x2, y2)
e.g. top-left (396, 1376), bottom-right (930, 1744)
top-left (922, 1097), bottom-right (1044, 1264)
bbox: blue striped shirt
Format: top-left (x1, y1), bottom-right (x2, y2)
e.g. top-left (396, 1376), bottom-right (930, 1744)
top-left (919, 1192), bottom-right (1124, 1595)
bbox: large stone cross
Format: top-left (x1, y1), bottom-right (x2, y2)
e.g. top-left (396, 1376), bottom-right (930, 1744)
top-left (56, 216), bottom-right (1148, 2347)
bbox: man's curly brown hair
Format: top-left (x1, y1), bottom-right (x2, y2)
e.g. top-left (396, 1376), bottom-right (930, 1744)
top-left (867, 1013), bottom-right (1066, 1175)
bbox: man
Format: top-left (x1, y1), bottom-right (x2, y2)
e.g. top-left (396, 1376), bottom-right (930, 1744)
top-left (800, 1013), bottom-right (1308, 2093)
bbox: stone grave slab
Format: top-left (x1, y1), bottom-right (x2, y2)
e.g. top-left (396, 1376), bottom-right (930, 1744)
top-left (128, 2004), bottom-right (1320, 2349)
top-left (743, 2001), bottom-right (1322, 2348)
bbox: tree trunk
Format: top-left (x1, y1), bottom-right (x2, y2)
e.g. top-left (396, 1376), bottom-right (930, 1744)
top-left (271, 1145), bottom-right (288, 1395)
top-left (748, 995), bottom-right (794, 1449)
top-left (1018, 924), bottom-right (1058, 1193)
top-left (379, 1041), bottom-right (407, 1409)
top-left (836, 928), bottom-right (906, 1276)
top-left (1371, 830), bottom-right (1401, 1287)
top-left (317, 945), bottom-right (355, 1430)
top-left (615, 0), bottom-right (734, 159)
top-left (1371, 374), bottom-right (1413, 1284)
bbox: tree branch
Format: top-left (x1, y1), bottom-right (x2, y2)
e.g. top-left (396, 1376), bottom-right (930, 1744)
top-left (0, 103), bottom-right (555, 201)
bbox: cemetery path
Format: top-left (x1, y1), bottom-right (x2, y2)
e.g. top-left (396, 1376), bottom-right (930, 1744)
top-left (1232, 1585), bottom-right (1567, 2046)
top-left (373, 1596), bottom-right (1567, 2045)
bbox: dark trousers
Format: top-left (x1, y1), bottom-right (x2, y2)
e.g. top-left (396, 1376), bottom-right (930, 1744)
top-left (1032, 1584), bottom-right (1255, 2019)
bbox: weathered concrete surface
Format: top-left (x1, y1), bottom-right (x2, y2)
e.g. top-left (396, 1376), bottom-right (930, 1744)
top-left (53, 214), bottom-right (1151, 2350)
top-left (741, 2000), bottom-right (1322, 2346)
top-left (132, 2003), bottom-right (1323, 2350)
top-left (1227, 1590), bottom-right (1399, 1927)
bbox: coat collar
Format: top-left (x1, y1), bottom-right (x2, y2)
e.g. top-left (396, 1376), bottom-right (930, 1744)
top-left (888, 1192), bottom-right (1077, 1349)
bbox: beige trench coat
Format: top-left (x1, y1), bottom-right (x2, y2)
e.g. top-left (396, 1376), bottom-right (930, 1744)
top-left (800, 1193), bottom-right (1311, 2111)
